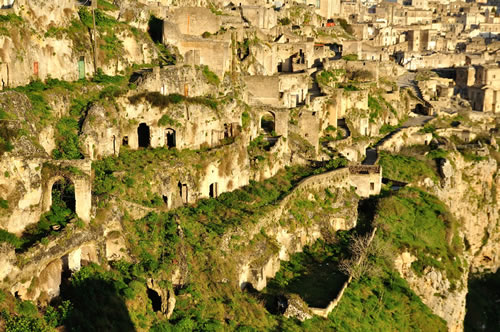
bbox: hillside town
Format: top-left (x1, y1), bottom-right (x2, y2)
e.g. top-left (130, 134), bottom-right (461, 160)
top-left (0, 0), bottom-right (499, 331)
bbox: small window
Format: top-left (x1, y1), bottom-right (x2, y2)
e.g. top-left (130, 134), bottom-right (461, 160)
top-left (370, 182), bottom-right (375, 191)
top-left (316, 0), bottom-right (320, 8)
top-left (122, 136), bottom-right (129, 146)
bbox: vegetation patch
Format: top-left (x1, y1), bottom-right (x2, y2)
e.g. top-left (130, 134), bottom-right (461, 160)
top-left (379, 151), bottom-right (439, 183)
top-left (375, 187), bottom-right (464, 286)
top-left (129, 92), bottom-right (218, 110)
top-left (201, 65), bottom-right (220, 86)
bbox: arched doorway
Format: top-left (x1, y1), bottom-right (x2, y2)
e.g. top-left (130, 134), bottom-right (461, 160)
top-left (44, 178), bottom-right (76, 231)
top-left (138, 123), bottom-right (150, 148)
top-left (260, 112), bottom-right (275, 134)
top-left (165, 128), bottom-right (176, 148)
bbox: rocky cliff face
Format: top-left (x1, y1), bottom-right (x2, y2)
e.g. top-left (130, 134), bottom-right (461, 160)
top-left (399, 147), bottom-right (499, 332)
top-left (395, 252), bottom-right (468, 332)
top-left (430, 151), bottom-right (499, 272)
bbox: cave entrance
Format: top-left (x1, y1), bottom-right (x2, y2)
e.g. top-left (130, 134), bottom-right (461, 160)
top-left (148, 16), bottom-right (164, 44)
top-left (209, 182), bottom-right (218, 198)
top-left (147, 288), bottom-right (162, 312)
top-left (260, 112), bottom-right (275, 135)
top-left (166, 128), bottom-right (176, 148)
top-left (138, 123), bottom-right (150, 148)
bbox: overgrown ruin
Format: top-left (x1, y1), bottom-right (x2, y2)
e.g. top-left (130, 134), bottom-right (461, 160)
top-left (0, 0), bottom-right (499, 331)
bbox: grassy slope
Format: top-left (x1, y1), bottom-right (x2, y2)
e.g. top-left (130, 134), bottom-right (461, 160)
top-left (375, 187), bottom-right (464, 287)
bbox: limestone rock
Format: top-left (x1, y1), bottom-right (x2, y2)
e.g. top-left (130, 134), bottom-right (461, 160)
top-left (283, 294), bottom-right (313, 321)
top-left (439, 158), bottom-right (454, 179)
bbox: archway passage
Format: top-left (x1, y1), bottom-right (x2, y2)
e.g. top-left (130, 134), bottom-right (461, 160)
top-left (45, 178), bottom-right (76, 229)
top-left (260, 113), bottom-right (275, 134)
top-left (22, 178), bottom-right (77, 250)
top-left (148, 16), bottom-right (164, 43)
top-left (138, 123), bottom-right (150, 148)
top-left (147, 288), bottom-right (162, 312)
top-left (166, 128), bottom-right (176, 148)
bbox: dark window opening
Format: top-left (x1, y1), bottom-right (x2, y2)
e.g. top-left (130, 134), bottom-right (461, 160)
top-left (224, 124), bottom-right (230, 138)
top-left (138, 123), bottom-right (150, 148)
top-left (178, 182), bottom-right (188, 204)
top-left (147, 288), bottom-right (162, 312)
top-left (148, 16), bottom-right (164, 44)
top-left (162, 195), bottom-right (168, 206)
top-left (166, 128), bottom-right (176, 148)
top-left (122, 136), bottom-right (129, 146)
top-left (370, 182), bottom-right (375, 191)
top-left (209, 183), bottom-right (218, 198)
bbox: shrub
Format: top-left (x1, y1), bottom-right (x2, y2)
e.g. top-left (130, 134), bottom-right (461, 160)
top-left (342, 54), bottom-right (358, 61)
top-left (158, 114), bottom-right (180, 127)
top-left (202, 65), bottom-right (220, 85)
top-left (337, 18), bottom-right (353, 34)
top-left (0, 229), bottom-right (23, 248)
top-left (0, 198), bottom-right (8, 209)
top-left (279, 17), bottom-right (291, 25)
top-left (52, 117), bottom-right (83, 160)
top-left (241, 111), bottom-right (251, 129)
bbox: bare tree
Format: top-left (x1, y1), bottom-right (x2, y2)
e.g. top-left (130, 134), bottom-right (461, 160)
top-left (339, 231), bottom-right (386, 280)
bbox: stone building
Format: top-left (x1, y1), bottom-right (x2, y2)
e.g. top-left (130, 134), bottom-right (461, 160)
top-left (456, 64), bottom-right (500, 113)
top-left (407, 29), bottom-right (437, 52)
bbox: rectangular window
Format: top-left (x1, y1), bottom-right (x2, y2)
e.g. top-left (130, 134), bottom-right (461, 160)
top-left (370, 182), bottom-right (375, 191)
top-left (316, 0), bottom-right (320, 8)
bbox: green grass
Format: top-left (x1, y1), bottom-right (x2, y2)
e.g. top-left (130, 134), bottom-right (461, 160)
top-left (375, 187), bottom-right (464, 285)
top-left (328, 272), bottom-right (447, 332)
top-left (201, 65), bottom-right (220, 86)
top-left (158, 114), bottom-right (180, 127)
top-left (379, 151), bottom-right (439, 183)
top-left (342, 54), bottom-right (358, 61)
top-left (52, 117), bottom-right (83, 160)
top-left (316, 69), bottom-right (345, 87)
top-left (368, 95), bottom-right (383, 122)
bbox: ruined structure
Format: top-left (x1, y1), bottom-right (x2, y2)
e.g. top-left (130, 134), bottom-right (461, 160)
top-left (0, 1), bottom-right (499, 331)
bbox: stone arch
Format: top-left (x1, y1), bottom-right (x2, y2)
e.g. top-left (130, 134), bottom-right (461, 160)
top-left (165, 128), bottom-right (176, 148)
top-left (43, 175), bottom-right (76, 217)
top-left (260, 111), bottom-right (275, 134)
top-left (41, 162), bottom-right (92, 223)
top-left (138, 123), bottom-right (151, 148)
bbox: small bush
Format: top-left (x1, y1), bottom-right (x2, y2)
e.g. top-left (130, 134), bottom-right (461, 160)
top-left (342, 54), bottom-right (358, 61)
top-left (279, 17), bottom-right (291, 25)
top-left (202, 65), bottom-right (220, 86)
top-left (0, 198), bottom-right (8, 209)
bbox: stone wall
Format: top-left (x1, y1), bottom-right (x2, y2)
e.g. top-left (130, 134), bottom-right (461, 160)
top-left (0, 158), bottom-right (92, 234)
top-left (164, 7), bottom-right (221, 37)
top-left (378, 127), bottom-right (433, 153)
